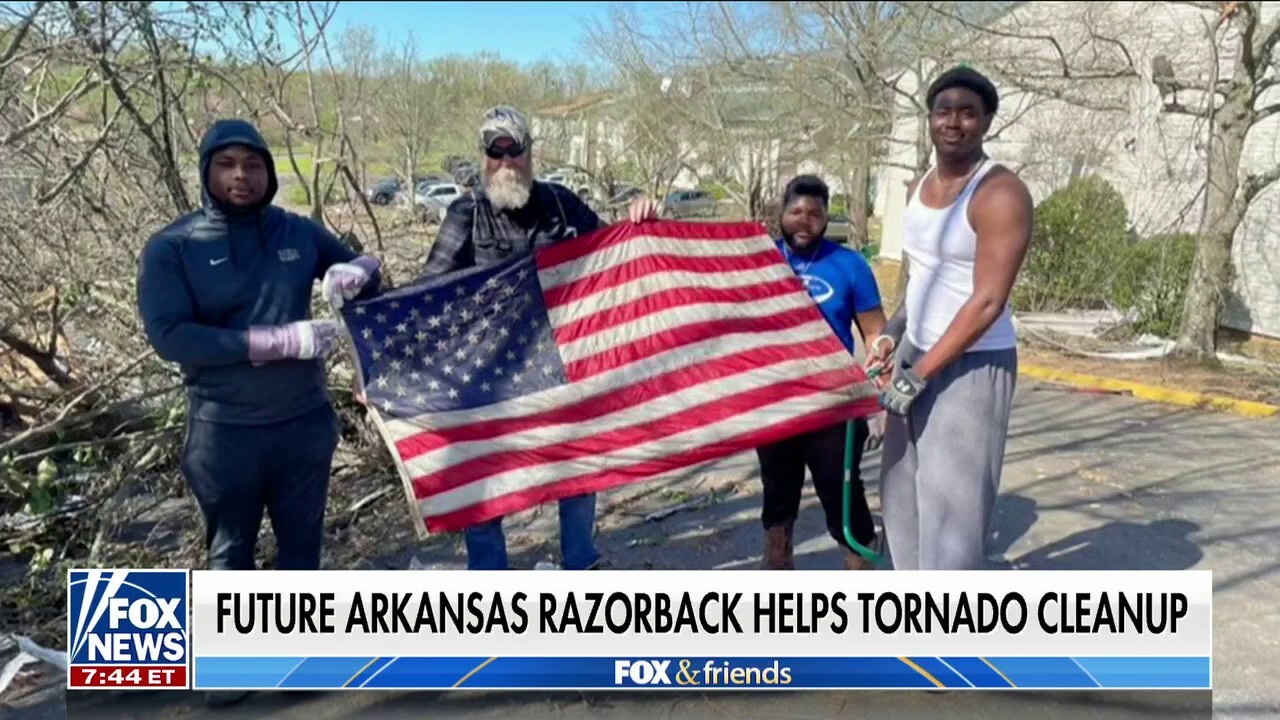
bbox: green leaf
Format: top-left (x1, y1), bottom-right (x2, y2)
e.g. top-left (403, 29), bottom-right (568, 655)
top-left (36, 457), bottom-right (57, 487)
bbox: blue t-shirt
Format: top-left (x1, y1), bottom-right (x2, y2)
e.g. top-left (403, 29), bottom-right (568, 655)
top-left (775, 238), bottom-right (882, 354)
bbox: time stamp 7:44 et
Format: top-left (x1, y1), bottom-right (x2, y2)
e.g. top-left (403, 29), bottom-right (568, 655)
top-left (71, 666), bottom-right (188, 688)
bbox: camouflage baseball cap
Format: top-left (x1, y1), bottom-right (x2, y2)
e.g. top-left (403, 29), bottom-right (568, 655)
top-left (479, 105), bottom-right (532, 149)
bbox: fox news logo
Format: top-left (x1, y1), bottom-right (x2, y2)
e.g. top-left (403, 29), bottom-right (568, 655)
top-left (67, 569), bottom-right (189, 690)
top-left (615, 659), bottom-right (673, 685)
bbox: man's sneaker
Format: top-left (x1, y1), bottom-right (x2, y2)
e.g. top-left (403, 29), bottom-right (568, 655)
top-left (204, 690), bottom-right (250, 707)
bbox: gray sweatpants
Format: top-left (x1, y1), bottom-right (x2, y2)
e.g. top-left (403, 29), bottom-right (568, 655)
top-left (879, 341), bottom-right (1018, 570)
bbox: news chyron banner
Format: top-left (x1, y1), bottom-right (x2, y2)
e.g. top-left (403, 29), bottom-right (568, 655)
top-left (70, 569), bottom-right (1211, 691)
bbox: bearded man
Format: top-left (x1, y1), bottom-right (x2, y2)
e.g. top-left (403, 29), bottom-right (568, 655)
top-left (426, 105), bottom-right (611, 275)
top-left (422, 105), bottom-right (655, 571)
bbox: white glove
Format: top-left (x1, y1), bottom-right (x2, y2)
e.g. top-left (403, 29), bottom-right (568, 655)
top-left (322, 256), bottom-right (379, 309)
top-left (248, 320), bottom-right (343, 365)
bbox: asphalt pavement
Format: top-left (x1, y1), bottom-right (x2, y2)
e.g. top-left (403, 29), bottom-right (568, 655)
top-left (11, 376), bottom-right (1278, 719)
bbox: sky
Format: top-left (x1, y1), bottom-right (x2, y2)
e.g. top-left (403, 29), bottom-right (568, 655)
top-left (326, 1), bottom-right (641, 67)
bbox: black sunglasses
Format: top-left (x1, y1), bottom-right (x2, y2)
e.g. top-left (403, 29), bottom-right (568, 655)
top-left (483, 142), bottom-right (526, 159)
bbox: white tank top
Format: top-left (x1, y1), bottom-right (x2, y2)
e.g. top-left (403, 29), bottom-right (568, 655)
top-left (901, 158), bottom-right (1017, 353)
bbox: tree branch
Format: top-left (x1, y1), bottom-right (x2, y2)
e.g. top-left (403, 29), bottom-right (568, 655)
top-left (130, 3), bottom-right (183, 202)
top-left (0, 328), bottom-right (73, 389)
top-left (1257, 102), bottom-right (1280, 123)
top-left (1242, 163), bottom-right (1280, 204)
top-left (1088, 27), bottom-right (1137, 71)
top-left (36, 97), bottom-right (130, 205)
top-left (0, 352), bottom-right (159, 455)
top-left (928, 4), bottom-right (1074, 78)
top-left (1254, 8), bottom-right (1280, 66)
top-left (990, 74), bottom-right (1134, 113)
top-left (0, 72), bottom-right (101, 147)
top-left (987, 95), bottom-right (1049, 141)
top-left (65, 0), bottom-right (192, 214)
top-left (0, 0), bottom-right (48, 76)
top-left (8, 426), bottom-right (177, 468)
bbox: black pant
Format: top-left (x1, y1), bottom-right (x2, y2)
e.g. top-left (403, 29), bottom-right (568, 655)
top-left (180, 403), bottom-right (339, 570)
top-left (757, 420), bottom-right (876, 549)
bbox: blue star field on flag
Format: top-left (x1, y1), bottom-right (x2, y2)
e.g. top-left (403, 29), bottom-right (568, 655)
top-left (342, 253), bottom-right (567, 418)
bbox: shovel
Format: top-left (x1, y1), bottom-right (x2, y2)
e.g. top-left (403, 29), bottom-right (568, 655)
top-left (843, 365), bottom-right (884, 566)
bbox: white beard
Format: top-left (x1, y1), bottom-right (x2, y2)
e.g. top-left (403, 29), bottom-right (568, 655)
top-left (484, 166), bottom-right (532, 211)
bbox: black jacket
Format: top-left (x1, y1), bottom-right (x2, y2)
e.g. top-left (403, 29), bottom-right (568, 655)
top-left (136, 119), bottom-right (380, 424)
top-left (423, 181), bottom-right (601, 275)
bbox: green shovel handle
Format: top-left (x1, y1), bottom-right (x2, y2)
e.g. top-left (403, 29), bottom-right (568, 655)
top-left (843, 418), bottom-right (883, 565)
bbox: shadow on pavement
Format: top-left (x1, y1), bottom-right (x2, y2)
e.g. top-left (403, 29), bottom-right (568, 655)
top-left (1013, 516), bottom-right (1203, 570)
top-left (49, 384), bottom-right (1280, 719)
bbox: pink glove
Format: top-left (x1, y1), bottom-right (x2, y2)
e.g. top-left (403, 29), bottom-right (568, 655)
top-left (248, 320), bottom-right (342, 363)
top-left (322, 255), bottom-right (380, 309)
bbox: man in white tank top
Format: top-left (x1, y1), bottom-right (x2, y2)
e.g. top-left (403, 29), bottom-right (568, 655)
top-left (865, 66), bottom-right (1033, 571)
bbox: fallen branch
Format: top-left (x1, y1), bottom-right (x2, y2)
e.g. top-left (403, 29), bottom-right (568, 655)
top-left (347, 485), bottom-right (393, 517)
top-left (0, 328), bottom-right (73, 389)
top-left (6, 426), bottom-right (176, 467)
top-left (0, 351), bottom-right (155, 450)
top-left (642, 496), bottom-right (711, 523)
top-left (0, 382), bottom-right (177, 456)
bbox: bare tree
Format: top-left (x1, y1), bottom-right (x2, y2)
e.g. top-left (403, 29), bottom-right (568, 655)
top-left (584, 3), bottom-right (801, 219)
top-left (586, 2), bottom-right (1005, 229)
top-left (1165, 2), bottom-right (1280, 360)
top-left (377, 33), bottom-right (441, 186)
top-left (335, 24), bottom-right (378, 188)
top-left (625, 81), bottom-right (697, 201)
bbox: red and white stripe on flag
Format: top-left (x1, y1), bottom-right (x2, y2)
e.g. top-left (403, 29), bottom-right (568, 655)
top-left (379, 220), bottom-right (881, 533)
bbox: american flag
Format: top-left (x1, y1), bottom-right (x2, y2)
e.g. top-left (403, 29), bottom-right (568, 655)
top-left (341, 220), bottom-right (881, 534)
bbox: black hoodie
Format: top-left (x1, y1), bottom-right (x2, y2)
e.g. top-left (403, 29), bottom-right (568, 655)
top-left (136, 119), bottom-right (378, 425)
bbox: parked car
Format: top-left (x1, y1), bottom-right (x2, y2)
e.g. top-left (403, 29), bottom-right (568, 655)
top-left (540, 171), bottom-right (593, 202)
top-left (412, 173), bottom-right (447, 188)
top-left (366, 177), bottom-right (402, 205)
top-left (825, 213), bottom-right (852, 245)
top-left (598, 186), bottom-right (645, 221)
top-left (414, 182), bottom-right (462, 223)
top-left (608, 186), bottom-right (643, 205)
top-left (661, 189), bottom-right (717, 219)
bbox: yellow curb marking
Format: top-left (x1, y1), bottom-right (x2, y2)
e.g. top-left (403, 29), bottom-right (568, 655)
top-left (1019, 364), bottom-right (1278, 419)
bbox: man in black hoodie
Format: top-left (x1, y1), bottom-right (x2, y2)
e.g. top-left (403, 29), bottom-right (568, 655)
top-left (137, 119), bottom-right (382, 579)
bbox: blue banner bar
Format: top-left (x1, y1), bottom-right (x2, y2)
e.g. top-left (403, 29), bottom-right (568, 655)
top-left (194, 656), bottom-right (1210, 691)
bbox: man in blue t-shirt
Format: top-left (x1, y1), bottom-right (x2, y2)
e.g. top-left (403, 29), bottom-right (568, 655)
top-left (757, 175), bottom-right (889, 571)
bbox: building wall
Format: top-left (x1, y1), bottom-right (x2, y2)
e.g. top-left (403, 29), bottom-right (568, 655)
top-left (874, 1), bottom-right (1280, 339)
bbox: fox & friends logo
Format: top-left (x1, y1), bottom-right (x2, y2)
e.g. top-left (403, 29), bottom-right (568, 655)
top-left (613, 659), bottom-right (793, 687)
top-left (67, 569), bottom-right (189, 690)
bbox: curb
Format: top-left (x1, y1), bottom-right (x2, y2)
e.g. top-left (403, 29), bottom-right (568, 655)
top-left (1019, 364), bottom-right (1279, 419)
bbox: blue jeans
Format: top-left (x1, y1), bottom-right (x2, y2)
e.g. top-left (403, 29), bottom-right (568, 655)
top-left (464, 492), bottom-right (600, 570)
